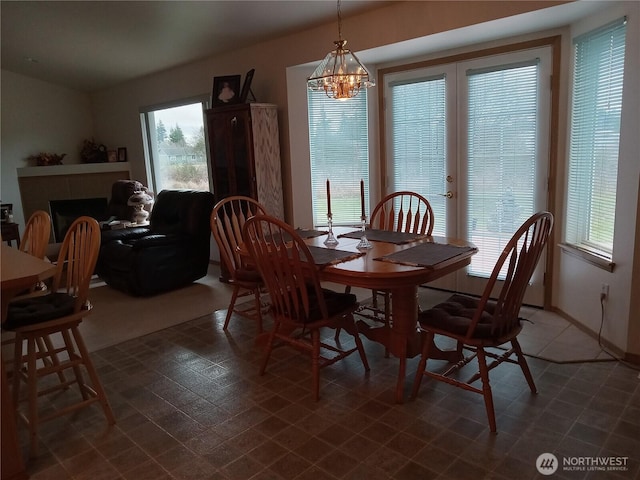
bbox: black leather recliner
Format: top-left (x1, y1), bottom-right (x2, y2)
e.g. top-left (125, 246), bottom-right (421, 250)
top-left (96, 189), bottom-right (215, 296)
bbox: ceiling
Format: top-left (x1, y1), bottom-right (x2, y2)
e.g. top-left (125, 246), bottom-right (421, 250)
top-left (1, 1), bottom-right (392, 93)
top-left (2, 1), bottom-right (610, 94)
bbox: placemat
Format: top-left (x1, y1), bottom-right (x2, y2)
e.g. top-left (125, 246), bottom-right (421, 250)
top-left (307, 245), bottom-right (364, 267)
top-left (375, 242), bottom-right (477, 267)
top-left (295, 228), bottom-right (329, 239)
top-left (339, 229), bottom-right (427, 244)
top-left (265, 229), bottom-right (328, 244)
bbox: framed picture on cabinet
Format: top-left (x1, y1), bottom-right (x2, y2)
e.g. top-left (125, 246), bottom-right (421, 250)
top-left (117, 147), bottom-right (127, 162)
top-left (212, 75), bottom-right (241, 106)
top-left (108, 150), bottom-right (117, 162)
top-left (239, 68), bottom-right (255, 103)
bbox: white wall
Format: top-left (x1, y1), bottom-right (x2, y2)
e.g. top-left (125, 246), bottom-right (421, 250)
top-left (0, 70), bottom-right (94, 225)
top-left (555, 2), bottom-right (640, 357)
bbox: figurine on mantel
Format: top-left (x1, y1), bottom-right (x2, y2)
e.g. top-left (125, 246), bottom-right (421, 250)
top-left (128, 190), bottom-right (154, 224)
top-left (28, 152), bottom-right (66, 166)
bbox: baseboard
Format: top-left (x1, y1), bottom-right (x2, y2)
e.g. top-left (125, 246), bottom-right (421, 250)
top-left (550, 306), bottom-right (628, 360)
top-left (624, 351), bottom-right (640, 365)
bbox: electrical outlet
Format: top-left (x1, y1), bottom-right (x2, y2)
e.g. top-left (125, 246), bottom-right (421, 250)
top-left (601, 283), bottom-right (609, 299)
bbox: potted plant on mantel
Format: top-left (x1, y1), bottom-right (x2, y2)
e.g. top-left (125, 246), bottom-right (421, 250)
top-left (27, 152), bottom-right (66, 166)
top-left (80, 138), bottom-right (108, 163)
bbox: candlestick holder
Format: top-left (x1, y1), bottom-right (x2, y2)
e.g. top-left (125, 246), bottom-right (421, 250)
top-left (324, 214), bottom-right (339, 246)
top-left (356, 215), bottom-right (372, 249)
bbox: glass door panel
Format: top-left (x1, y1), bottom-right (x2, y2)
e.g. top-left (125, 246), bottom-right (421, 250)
top-left (384, 47), bottom-right (551, 305)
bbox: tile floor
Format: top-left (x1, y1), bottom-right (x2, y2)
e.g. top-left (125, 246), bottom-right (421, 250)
top-left (16, 307), bottom-right (640, 480)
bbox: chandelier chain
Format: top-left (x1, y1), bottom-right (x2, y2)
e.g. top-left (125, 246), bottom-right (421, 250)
top-left (337, 0), bottom-right (342, 41)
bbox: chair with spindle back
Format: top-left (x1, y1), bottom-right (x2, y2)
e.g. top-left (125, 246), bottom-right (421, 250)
top-left (411, 211), bottom-right (553, 432)
top-left (211, 196), bottom-right (268, 332)
top-left (243, 214), bottom-right (370, 400)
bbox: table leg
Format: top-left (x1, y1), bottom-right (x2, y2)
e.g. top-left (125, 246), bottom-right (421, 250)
top-left (355, 285), bottom-right (464, 403)
top-left (386, 287), bottom-right (420, 403)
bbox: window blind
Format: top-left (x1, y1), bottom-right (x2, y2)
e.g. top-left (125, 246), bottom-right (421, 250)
top-left (308, 90), bottom-right (369, 226)
top-left (565, 17), bottom-right (627, 259)
top-left (389, 75), bottom-right (447, 236)
top-left (466, 61), bottom-right (539, 278)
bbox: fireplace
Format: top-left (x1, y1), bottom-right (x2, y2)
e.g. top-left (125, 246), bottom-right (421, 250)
top-left (49, 197), bottom-right (108, 242)
top-left (17, 162), bottom-right (131, 237)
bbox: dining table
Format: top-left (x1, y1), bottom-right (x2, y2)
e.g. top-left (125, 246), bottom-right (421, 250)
top-left (299, 226), bottom-right (478, 403)
top-left (1, 244), bottom-right (57, 480)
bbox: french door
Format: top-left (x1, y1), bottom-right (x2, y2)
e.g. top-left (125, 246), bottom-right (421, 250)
top-left (384, 47), bottom-right (551, 305)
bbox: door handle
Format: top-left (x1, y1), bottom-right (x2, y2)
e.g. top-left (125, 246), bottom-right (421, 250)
top-left (438, 191), bottom-right (453, 199)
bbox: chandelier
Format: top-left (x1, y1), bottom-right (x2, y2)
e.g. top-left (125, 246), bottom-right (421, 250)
top-left (307, 0), bottom-right (375, 100)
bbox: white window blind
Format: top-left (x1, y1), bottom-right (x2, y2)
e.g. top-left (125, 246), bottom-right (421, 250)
top-left (565, 18), bottom-right (627, 259)
top-left (466, 60), bottom-right (540, 278)
top-left (389, 76), bottom-right (447, 236)
top-left (308, 90), bottom-right (369, 226)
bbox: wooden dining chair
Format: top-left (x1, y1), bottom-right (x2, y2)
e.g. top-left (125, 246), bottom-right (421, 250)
top-left (2, 210), bottom-right (52, 371)
top-left (243, 214), bottom-right (370, 400)
top-left (411, 211), bottom-right (553, 433)
top-left (343, 191), bottom-right (435, 346)
top-left (19, 210), bottom-right (51, 260)
top-left (4, 216), bottom-right (115, 456)
top-left (13, 210), bottom-right (62, 382)
top-left (370, 191), bottom-right (435, 235)
top-left (211, 196), bottom-right (268, 332)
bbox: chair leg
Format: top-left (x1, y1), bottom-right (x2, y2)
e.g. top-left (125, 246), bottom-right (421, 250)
top-left (223, 286), bottom-right (241, 330)
top-left (476, 348), bottom-right (497, 433)
top-left (70, 326), bottom-right (115, 425)
top-left (342, 315), bottom-right (369, 371)
top-left (512, 338), bottom-right (537, 394)
top-left (253, 289), bottom-right (263, 333)
top-left (26, 335), bottom-right (39, 457)
top-left (311, 329), bottom-right (321, 401)
top-left (61, 329), bottom-right (90, 401)
top-left (411, 331), bottom-right (433, 399)
top-left (38, 334), bottom-right (67, 385)
top-left (12, 333), bottom-right (24, 407)
top-left (335, 285), bottom-right (353, 341)
top-left (259, 323), bottom-right (278, 376)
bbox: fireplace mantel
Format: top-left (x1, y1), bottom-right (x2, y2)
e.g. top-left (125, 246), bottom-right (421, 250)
top-left (17, 162), bottom-right (131, 178)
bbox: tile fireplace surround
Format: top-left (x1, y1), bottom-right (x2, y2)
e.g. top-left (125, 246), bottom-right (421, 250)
top-left (17, 162), bottom-right (131, 223)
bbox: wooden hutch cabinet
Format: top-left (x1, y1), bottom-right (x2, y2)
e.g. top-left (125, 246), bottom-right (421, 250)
top-left (205, 103), bottom-right (284, 219)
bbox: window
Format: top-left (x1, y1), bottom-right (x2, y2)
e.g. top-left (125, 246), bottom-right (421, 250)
top-left (384, 47), bottom-right (550, 286)
top-left (388, 74), bottom-right (447, 236)
top-left (307, 90), bottom-right (369, 227)
top-left (141, 99), bottom-right (210, 193)
top-left (565, 18), bottom-right (627, 261)
top-left (466, 60), bottom-right (541, 278)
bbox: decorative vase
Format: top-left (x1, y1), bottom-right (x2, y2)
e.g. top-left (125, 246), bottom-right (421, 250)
top-left (132, 205), bottom-right (149, 224)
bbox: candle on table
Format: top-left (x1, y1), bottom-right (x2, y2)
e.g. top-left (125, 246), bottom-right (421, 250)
top-left (326, 179), bottom-right (332, 217)
top-left (360, 179), bottom-right (365, 218)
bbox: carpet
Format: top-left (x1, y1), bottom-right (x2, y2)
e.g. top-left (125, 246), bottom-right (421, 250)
top-left (79, 266), bottom-right (233, 352)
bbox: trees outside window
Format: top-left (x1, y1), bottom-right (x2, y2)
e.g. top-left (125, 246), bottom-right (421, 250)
top-left (141, 100), bottom-right (210, 193)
